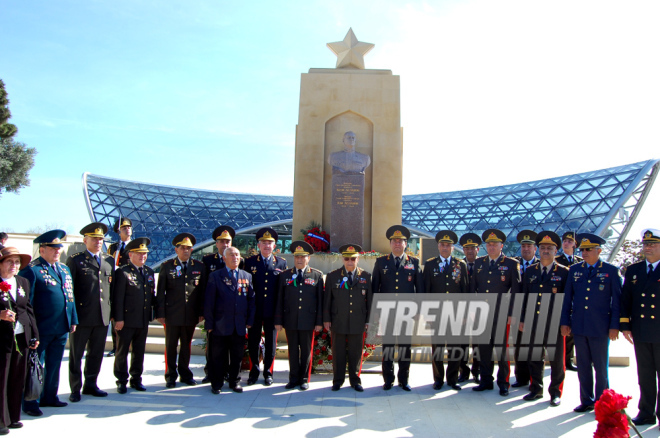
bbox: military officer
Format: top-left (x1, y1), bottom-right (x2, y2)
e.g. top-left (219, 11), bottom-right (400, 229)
top-left (244, 228), bottom-right (287, 386)
top-left (372, 225), bottom-right (423, 391)
top-left (66, 223), bottom-right (114, 402)
top-left (275, 241), bottom-right (323, 390)
top-left (560, 233), bottom-right (622, 413)
top-left (155, 233), bottom-right (206, 388)
top-left (555, 231), bottom-right (582, 372)
top-left (324, 244), bottom-right (372, 392)
top-left (512, 230), bottom-right (538, 389)
top-left (620, 229), bottom-right (660, 426)
top-left (201, 225), bottom-right (243, 384)
top-left (470, 229), bottom-right (521, 396)
top-left (458, 232), bottom-right (482, 383)
top-left (107, 217), bottom-right (132, 357)
top-left (424, 230), bottom-right (469, 390)
top-left (518, 231), bottom-right (568, 406)
top-left (20, 230), bottom-right (78, 417)
top-left (204, 247), bottom-right (255, 394)
top-left (112, 238), bottom-right (155, 394)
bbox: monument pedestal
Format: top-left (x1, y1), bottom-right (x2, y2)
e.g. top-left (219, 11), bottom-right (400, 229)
top-left (330, 174), bottom-right (364, 251)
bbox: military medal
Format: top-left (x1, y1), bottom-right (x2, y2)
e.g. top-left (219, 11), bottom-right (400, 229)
top-left (552, 287), bottom-right (558, 294)
top-left (599, 284), bottom-right (605, 291)
top-left (340, 276), bottom-right (349, 289)
top-left (176, 265), bottom-right (182, 277)
top-left (501, 276), bottom-right (506, 282)
top-left (292, 273), bottom-right (298, 287)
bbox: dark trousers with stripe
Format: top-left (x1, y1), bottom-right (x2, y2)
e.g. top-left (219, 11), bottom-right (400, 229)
top-left (574, 335), bottom-right (609, 406)
top-left (69, 324), bottom-right (108, 393)
top-left (209, 331), bottom-right (244, 389)
top-left (285, 329), bottom-right (314, 384)
top-left (479, 324), bottom-right (511, 390)
top-left (527, 330), bottom-right (566, 397)
top-left (248, 317), bottom-right (276, 380)
top-left (0, 336), bottom-right (27, 426)
top-left (164, 324), bottom-right (195, 382)
top-left (331, 332), bottom-right (364, 387)
top-left (633, 340), bottom-right (660, 418)
top-left (514, 330), bottom-right (531, 385)
top-left (23, 332), bottom-right (68, 412)
top-left (114, 326), bottom-right (148, 384)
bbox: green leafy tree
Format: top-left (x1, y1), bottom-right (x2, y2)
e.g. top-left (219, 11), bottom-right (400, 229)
top-left (0, 79), bottom-right (36, 196)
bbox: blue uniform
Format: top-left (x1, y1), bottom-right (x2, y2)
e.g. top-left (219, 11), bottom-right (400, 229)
top-left (561, 259), bottom-right (622, 406)
top-left (20, 256), bottom-right (78, 411)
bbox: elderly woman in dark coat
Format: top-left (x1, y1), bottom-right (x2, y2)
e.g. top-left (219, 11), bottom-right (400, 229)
top-left (0, 247), bottom-right (39, 433)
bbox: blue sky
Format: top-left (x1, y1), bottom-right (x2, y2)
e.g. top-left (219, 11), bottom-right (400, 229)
top-left (2, 0), bottom-right (659, 240)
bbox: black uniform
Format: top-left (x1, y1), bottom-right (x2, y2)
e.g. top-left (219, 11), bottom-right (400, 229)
top-left (372, 253), bottom-right (423, 386)
top-left (424, 256), bottom-right (469, 387)
top-left (469, 255), bottom-right (521, 390)
top-left (155, 258), bottom-right (206, 383)
top-left (513, 255), bottom-right (537, 387)
top-left (66, 251), bottom-right (114, 395)
top-left (324, 267), bottom-right (372, 387)
top-left (620, 260), bottom-right (660, 420)
top-left (108, 241), bottom-right (131, 268)
top-left (275, 267), bottom-right (324, 385)
top-left (243, 254), bottom-right (287, 382)
top-left (459, 260), bottom-right (480, 381)
top-left (520, 262), bottom-right (568, 398)
top-left (555, 252), bottom-right (583, 368)
top-left (112, 263), bottom-right (156, 385)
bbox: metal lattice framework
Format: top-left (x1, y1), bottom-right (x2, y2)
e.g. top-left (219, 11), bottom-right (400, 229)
top-left (83, 159), bottom-right (659, 265)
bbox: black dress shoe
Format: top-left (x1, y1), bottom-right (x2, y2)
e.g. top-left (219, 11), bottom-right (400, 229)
top-left (82, 387), bottom-right (108, 397)
top-left (450, 384), bottom-right (462, 391)
top-left (230, 383), bottom-right (243, 393)
top-left (24, 408), bottom-right (43, 417)
top-left (41, 400), bottom-right (68, 407)
top-left (69, 392), bottom-right (81, 402)
top-left (432, 382), bottom-right (443, 390)
top-left (473, 375), bottom-right (481, 384)
top-left (165, 381), bottom-right (176, 388)
top-left (331, 384), bottom-right (341, 391)
top-left (511, 381), bottom-right (528, 388)
top-left (573, 404), bottom-right (594, 413)
top-left (117, 383), bottom-right (127, 394)
top-left (247, 378), bottom-right (257, 386)
top-left (472, 383), bottom-right (494, 391)
top-left (211, 387), bottom-right (221, 394)
top-left (106, 349), bottom-right (115, 357)
top-left (300, 382), bottom-right (309, 391)
top-left (181, 378), bottom-right (197, 386)
top-left (285, 382), bottom-right (297, 389)
top-left (499, 388), bottom-right (509, 396)
top-left (383, 382), bottom-right (393, 390)
top-left (550, 397), bottom-right (561, 407)
top-left (400, 383), bottom-right (412, 391)
top-left (8, 422), bottom-right (22, 429)
top-left (566, 362), bottom-right (578, 372)
top-left (264, 377), bottom-right (274, 386)
top-left (354, 384), bottom-right (364, 392)
top-left (0, 426), bottom-right (7, 436)
top-left (523, 391), bottom-right (543, 401)
top-left (631, 415), bottom-right (656, 426)
top-left (130, 382), bottom-right (147, 391)
top-left (201, 376), bottom-right (211, 384)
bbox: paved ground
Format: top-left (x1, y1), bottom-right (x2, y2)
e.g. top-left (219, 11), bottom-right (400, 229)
top-left (18, 340), bottom-right (654, 438)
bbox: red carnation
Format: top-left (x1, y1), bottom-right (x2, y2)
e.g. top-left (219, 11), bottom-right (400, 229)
top-left (327, 355), bottom-right (332, 360)
top-left (0, 282), bottom-right (10, 293)
top-left (318, 359), bottom-right (323, 365)
top-left (322, 333), bottom-right (327, 339)
top-left (321, 346), bottom-right (327, 351)
top-left (315, 349), bottom-right (320, 355)
top-left (594, 389), bottom-right (633, 438)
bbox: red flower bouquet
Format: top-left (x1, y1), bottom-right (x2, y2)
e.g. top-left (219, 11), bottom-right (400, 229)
top-left (303, 226), bottom-right (330, 253)
top-left (594, 389), bottom-right (640, 438)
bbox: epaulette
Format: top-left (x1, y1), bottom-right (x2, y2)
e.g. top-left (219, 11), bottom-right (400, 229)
top-left (309, 267), bottom-right (323, 275)
top-left (70, 251), bottom-right (84, 258)
top-left (276, 256), bottom-right (286, 262)
top-left (408, 255), bottom-right (418, 261)
top-left (245, 254), bottom-right (259, 261)
top-left (426, 257), bottom-right (436, 262)
top-left (28, 260), bottom-right (38, 267)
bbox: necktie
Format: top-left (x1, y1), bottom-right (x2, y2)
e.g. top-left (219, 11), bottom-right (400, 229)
top-left (541, 266), bottom-right (547, 282)
top-left (233, 270), bottom-right (238, 281)
top-left (468, 263), bottom-right (474, 275)
top-left (588, 266), bottom-right (594, 277)
top-left (298, 269), bottom-right (303, 282)
top-left (489, 260), bottom-right (495, 270)
top-left (182, 262), bottom-right (187, 275)
top-left (53, 264), bottom-right (63, 282)
top-left (139, 267), bottom-right (144, 279)
top-left (521, 262), bottom-right (527, 275)
top-left (395, 257), bottom-right (401, 269)
top-left (445, 259), bottom-right (450, 269)
top-left (264, 257), bottom-right (269, 268)
top-left (95, 255), bottom-right (101, 267)
top-left (568, 256), bottom-right (573, 263)
top-left (348, 271), bottom-right (353, 286)
top-left (120, 242), bottom-right (125, 252)
top-left (648, 264), bottom-right (654, 277)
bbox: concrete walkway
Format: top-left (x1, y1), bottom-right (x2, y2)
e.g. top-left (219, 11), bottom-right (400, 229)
top-left (19, 340), bottom-right (654, 438)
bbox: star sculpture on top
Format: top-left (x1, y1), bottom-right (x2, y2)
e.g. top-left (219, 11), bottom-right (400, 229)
top-left (327, 28), bottom-right (375, 70)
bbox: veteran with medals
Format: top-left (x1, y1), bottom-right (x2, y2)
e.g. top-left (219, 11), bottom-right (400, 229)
top-left (156, 233), bottom-right (206, 388)
top-left (275, 241), bottom-right (323, 390)
top-left (470, 229), bottom-right (521, 396)
top-left (20, 230), bottom-right (78, 417)
top-left (244, 228), bottom-right (287, 386)
top-left (107, 217), bottom-right (133, 357)
top-left (620, 229), bottom-right (660, 427)
top-left (518, 231), bottom-right (568, 406)
top-left (66, 223), bottom-right (114, 402)
top-left (560, 233), bottom-right (622, 413)
top-left (424, 230), bottom-right (468, 390)
top-left (324, 244), bottom-right (372, 392)
top-left (112, 238), bottom-right (155, 394)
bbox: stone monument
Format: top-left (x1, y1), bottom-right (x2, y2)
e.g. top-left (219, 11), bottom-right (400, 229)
top-left (292, 29), bottom-right (402, 254)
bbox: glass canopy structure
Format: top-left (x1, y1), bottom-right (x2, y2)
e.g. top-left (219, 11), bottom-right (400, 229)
top-left (83, 159), bottom-right (659, 266)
